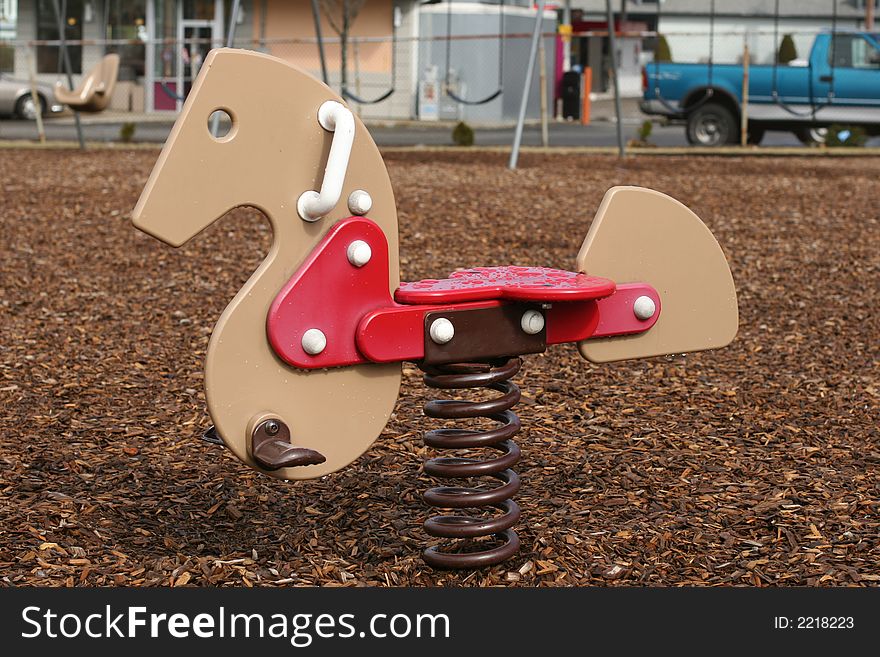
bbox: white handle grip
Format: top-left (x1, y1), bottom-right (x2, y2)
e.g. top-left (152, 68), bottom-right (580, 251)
top-left (297, 101), bottom-right (355, 222)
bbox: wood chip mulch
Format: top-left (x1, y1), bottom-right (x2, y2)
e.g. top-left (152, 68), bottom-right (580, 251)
top-left (1, 149), bottom-right (877, 587)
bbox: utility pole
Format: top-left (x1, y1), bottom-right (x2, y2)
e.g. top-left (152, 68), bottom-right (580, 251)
top-left (868, 0), bottom-right (875, 31)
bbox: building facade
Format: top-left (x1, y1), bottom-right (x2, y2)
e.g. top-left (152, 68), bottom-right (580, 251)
top-left (1, 0), bottom-right (558, 122)
top-left (1, 1), bottom-right (411, 115)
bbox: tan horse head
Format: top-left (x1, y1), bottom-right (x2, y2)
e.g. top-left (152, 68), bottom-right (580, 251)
top-left (132, 49), bottom-right (401, 480)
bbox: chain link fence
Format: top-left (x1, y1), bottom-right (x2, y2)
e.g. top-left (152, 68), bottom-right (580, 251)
top-left (0, 31), bottom-right (554, 124)
top-left (0, 22), bottom-right (869, 127)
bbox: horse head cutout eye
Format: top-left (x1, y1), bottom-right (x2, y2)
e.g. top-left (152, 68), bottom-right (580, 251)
top-left (207, 108), bottom-right (236, 141)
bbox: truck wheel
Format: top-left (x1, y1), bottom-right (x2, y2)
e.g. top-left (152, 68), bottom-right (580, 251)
top-left (795, 127), bottom-right (827, 146)
top-left (686, 103), bottom-right (738, 146)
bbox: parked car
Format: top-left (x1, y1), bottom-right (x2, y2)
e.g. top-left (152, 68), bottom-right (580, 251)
top-left (0, 73), bottom-right (65, 120)
top-left (641, 31), bottom-right (880, 145)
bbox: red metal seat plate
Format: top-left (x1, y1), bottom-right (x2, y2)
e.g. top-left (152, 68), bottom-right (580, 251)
top-left (395, 266), bottom-right (616, 305)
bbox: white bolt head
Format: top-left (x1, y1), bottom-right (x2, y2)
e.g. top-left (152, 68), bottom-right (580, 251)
top-left (429, 318), bottom-right (455, 345)
top-left (301, 328), bottom-right (327, 355)
top-left (348, 190), bottom-right (373, 216)
top-left (346, 240), bottom-right (372, 267)
top-left (520, 309), bottom-right (545, 335)
top-left (633, 295), bottom-right (656, 321)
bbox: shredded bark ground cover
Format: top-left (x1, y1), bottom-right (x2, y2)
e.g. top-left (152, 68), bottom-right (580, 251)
top-left (0, 149), bottom-right (877, 587)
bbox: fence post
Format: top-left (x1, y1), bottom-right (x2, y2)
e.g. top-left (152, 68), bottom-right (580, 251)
top-left (52, 0), bottom-right (85, 150)
top-left (509, 0), bottom-right (547, 170)
top-left (539, 29), bottom-right (549, 148)
top-left (211, 0), bottom-right (241, 137)
top-left (27, 47), bottom-right (46, 144)
top-left (310, 0), bottom-right (329, 86)
top-left (605, 0), bottom-right (625, 158)
top-left (740, 43), bottom-right (750, 147)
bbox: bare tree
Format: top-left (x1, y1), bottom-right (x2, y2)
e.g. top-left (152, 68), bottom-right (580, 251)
top-left (318, 0), bottom-right (367, 93)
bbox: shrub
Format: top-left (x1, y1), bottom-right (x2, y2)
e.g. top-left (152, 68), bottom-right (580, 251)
top-left (452, 121), bottom-right (474, 147)
top-left (119, 122), bottom-right (136, 143)
top-left (825, 124), bottom-right (866, 148)
top-left (777, 34), bottom-right (798, 64)
top-left (628, 120), bottom-right (656, 148)
top-left (655, 35), bottom-right (672, 62)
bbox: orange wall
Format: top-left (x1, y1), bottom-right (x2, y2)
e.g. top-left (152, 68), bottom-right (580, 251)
top-left (253, 0), bottom-right (394, 74)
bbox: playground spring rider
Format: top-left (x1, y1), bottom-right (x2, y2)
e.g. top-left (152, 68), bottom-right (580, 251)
top-left (132, 50), bottom-right (738, 569)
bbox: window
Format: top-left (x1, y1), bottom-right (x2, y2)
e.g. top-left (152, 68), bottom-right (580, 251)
top-left (185, 0), bottom-right (215, 20)
top-left (105, 0), bottom-right (146, 78)
top-left (0, 0), bottom-right (17, 72)
top-left (36, 0), bottom-right (84, 74)
top-left (829, 34), bottom-right (880, 69)
top-left (851, 36), bottom-right (880, 68)
top-left (0, 46), bottom-right (12, 73)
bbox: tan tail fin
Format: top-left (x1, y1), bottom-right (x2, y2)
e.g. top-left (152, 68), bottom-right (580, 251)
top-left (577, 186), bottom-right (738, 363)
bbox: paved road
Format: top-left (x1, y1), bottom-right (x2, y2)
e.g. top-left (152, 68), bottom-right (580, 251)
top-left (3, 115), bottom-right (879, 148)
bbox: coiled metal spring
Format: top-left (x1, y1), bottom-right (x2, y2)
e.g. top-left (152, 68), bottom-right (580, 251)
top-left (420, 357), bottom-right (523, 569)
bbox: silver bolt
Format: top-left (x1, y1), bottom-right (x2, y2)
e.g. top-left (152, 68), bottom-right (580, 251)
top-left (520, 309), bottom-right (545, 335)
top-left (633, 295), bottom-right (657, 321)
top-left (265, 420), bottom-right (280, 436)
top-left (301, 328), bottom-right (327, 355)
top-left (429, 318), bottom-right (455, 344)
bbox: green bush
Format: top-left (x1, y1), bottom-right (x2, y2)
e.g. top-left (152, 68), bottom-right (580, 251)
top-left (637, 120), bottom-right (653, 142)
top-left (777, 34), bottom-right (798, 64)
top-left (655, 35), bottom-right (672, 62)
top-left (452, 121), bottom-right (474, 147)
top-left (825, 124), bottom-right (866, 148)
top-left (119, 122), bottom-right (136, 143)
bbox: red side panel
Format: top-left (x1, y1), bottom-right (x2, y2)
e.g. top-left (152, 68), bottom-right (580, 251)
top-left (266, 217), bottom-right (394, 369)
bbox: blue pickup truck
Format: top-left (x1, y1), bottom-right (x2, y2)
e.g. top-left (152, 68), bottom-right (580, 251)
top-left (641, 31), bottom-right (880, 145)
